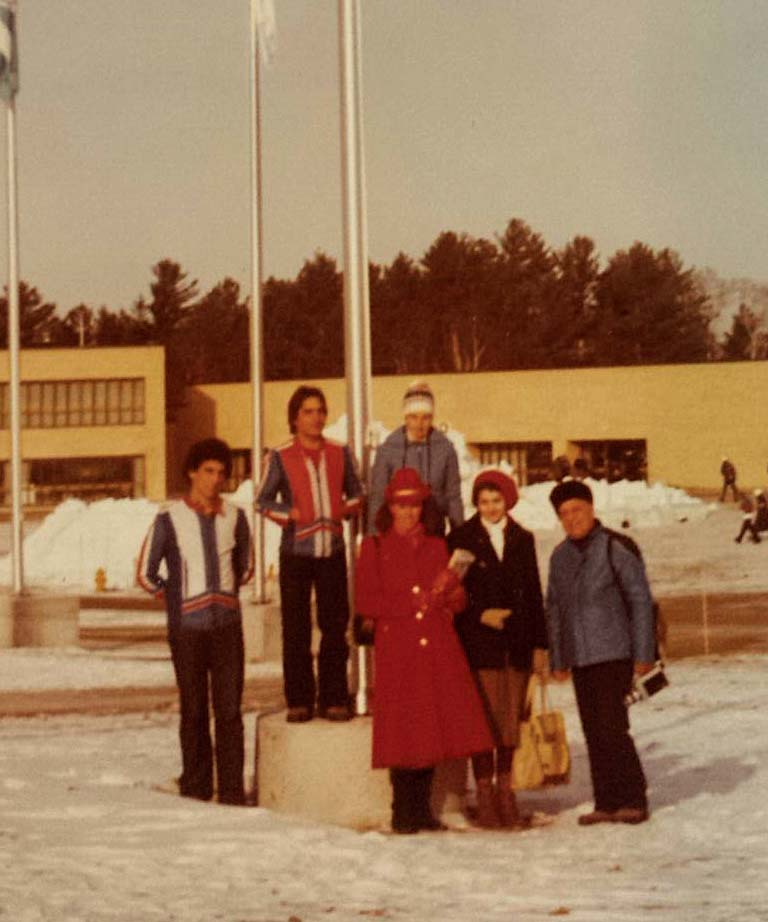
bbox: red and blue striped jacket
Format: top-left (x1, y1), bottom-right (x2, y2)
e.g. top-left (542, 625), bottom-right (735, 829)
top-left (136, 497), bottom-right (253, 632)
top-left (256, 437), bottom-right (363, 557)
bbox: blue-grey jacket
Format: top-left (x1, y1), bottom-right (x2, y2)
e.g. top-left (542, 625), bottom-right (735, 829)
top-left (368, 426), bottom-right (463, 534)
top-left (545, 523), bottom-right (655, 671)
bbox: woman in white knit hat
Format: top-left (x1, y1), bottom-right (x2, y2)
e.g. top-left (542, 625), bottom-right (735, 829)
top-left (368, 381), bottom-right (463, 537)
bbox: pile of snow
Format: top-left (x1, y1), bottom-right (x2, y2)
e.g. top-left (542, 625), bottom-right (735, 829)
top-left (0, 497), bottom-right (158, 591)
top-left (0, 417), bottom-right (711, 590)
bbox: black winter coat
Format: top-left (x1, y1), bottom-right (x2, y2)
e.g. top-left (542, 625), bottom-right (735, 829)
top-left (447, 514), bottom-right (547, 670)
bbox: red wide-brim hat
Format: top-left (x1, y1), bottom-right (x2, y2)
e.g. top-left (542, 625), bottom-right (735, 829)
top-left (385, 467), bottom-right (431, 505)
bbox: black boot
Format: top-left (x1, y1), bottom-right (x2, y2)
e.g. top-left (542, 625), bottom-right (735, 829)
top-left (412, 768), bottom-right (446, 832)
top-left (390, 769), bottom-right (419, 834)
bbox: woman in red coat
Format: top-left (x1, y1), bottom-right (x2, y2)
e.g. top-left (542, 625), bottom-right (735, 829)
top-left (355, 468), bottom-right (493, 833)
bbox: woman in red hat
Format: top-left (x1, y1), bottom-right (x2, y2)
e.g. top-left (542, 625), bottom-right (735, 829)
top-left (448, 470), bottom-right (548, 828)
top-left (355, 468), bottom-right (493, 833)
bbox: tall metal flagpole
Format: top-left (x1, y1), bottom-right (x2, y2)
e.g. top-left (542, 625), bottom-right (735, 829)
top-left (249, 0), bottom-right (268, 602)
top-left (338, 0), bottom-right (373, 715)
top-left (6, 94), bottom-right (22, 593)
top-left (2, 0), bottom-right (22, 593)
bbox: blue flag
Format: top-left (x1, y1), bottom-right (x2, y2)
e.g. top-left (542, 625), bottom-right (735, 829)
top-left (0, 0), bottom-right (18, 102)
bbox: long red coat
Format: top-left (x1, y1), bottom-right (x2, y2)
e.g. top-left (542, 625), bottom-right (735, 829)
top-left (356, 528), bottom-right (494, 769)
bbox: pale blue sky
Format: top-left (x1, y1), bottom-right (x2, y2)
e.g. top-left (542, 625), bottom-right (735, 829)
top-left (1, 0), bottom-right (766, 312)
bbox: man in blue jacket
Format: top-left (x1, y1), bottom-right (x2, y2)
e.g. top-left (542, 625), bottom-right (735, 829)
top-left (546, 480), bottom-right (655, 826)
top-left (368, 380), bottom-right (463, 535)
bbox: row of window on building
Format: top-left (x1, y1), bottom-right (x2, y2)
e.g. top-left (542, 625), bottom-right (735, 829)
top-left (0, 378), bottom-right (145, 429)
top-left (0, 368), bottom-right (649, 505)
top-left (472, 439), bottom-right (648, 484)
top-left (0, 457), bottom-right (146, 506)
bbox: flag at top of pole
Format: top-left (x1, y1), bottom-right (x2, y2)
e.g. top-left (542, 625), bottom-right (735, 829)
top-left (252, 0), bottom-right (277, 65)
top-left (0, 0), bottom-right (18, 101)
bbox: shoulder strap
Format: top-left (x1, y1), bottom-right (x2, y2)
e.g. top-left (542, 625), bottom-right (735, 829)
top-left (606, 531), bottom-right (631, 618)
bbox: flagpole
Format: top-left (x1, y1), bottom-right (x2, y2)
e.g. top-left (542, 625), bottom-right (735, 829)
top-left (249, 0), bottom-right (267, 602)
top-left (5, 92), bottom-right (23, 593)
top-left (338, 0), bottom-right (372, 715)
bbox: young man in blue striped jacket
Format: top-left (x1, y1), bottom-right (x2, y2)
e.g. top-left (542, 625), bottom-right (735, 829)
top-left (138, 438), bottom-right (252, 804)
top-left (256, 386), bottom-right (363, 723)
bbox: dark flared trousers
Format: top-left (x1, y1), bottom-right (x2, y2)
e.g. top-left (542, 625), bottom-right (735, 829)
top-left (170, 620), bottom-right (245, 804)
top-left (279, 551), bottom-right (350, 711)
top-left (572, 659), bottom-right (647, 813)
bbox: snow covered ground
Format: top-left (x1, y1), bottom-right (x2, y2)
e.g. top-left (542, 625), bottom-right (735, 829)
top-left (1, 654), bottom-right (766, 922)
top-left (1, 418), bottom-right (766, 919)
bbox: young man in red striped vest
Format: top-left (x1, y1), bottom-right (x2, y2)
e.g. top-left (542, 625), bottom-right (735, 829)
top-left (257, 386), bottom-right (363, 723)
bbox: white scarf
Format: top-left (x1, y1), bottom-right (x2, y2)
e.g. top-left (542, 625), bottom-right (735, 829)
top-left (481, 516), bottom-right (506, 560)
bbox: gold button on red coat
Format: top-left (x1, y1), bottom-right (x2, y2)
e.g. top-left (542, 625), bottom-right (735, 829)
top-left (415, 611), bottom-right (424, 620)
top-left (419, 637), bottom-right (428, 647)
top-left (411, 585), bottom-right (420, 594)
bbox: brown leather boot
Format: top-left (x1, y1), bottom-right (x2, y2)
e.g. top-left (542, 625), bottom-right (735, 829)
top-left (496, 774), bottom-right (530, 828)
top-left (475, 778), bottom-right (501, 828)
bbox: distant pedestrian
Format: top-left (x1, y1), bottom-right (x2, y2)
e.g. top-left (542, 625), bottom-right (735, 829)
top-left (735, 490), bottom-right (768, 544)
top-left (551, 455), bottom-right (571, 482)
top-left (719, 457), bottom-right (738, 502)
top-left (256, 385), bottom-right (363, 723)
top-left (545, 480), bottom-right (655, 826)
top-left (368, 380), bottom-right (463, 536)
top-left (137, 438), bottom-right (252, 805)
top-left (572, 458), bottom-right (589, 481)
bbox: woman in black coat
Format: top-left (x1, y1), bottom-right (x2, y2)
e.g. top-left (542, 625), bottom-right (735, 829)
top-left (448, 470), bottom-right (548, 828)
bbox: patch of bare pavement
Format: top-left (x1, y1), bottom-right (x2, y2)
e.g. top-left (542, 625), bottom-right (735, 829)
top-left (0, 590), bottom-right (765, 718)
top-left (0, 675), bottom-right (285, 719)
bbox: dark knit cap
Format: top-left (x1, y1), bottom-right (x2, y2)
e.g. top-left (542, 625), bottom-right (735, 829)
top-left (549, 479), bottom-right (593, 512)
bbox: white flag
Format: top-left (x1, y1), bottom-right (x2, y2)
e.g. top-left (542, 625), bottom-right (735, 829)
top-left (0, 0), bottom-right (18, 101)
top-left (252, 0), bottom-right (277, 65)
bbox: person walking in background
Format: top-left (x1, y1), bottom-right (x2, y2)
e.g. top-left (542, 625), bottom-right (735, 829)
top-left (572, 457), bottom-right (589, 481)
top-left (719, 457), bottom-right (738, 502)
top-left (355, 468), bottom-right (493, 834)
top-left (545, 480), bottom-right (655, 826)
top-left (256, 386), bottom-right (363, 723)
top-left (448, 471), bottom-right (549, 828)
top-left (137, 439), bottom-right (252, 805)
top-left (368, 381), bottom-right (463, 536)
top-left (735, 490), bottom-right (768, 544)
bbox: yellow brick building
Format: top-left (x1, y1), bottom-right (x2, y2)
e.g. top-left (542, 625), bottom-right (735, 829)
top-left (172, 361), bottom-right (768, 495)
top-left (0, 346), bottom-right (166, 504)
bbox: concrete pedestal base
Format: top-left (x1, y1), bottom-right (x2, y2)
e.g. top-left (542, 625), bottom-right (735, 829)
top-left (0, 590), bottom-right (80, 648)
top-left (240, 600), bottom-right (285, 662)
top-left (256, 712), bottom-right (467, 831)
top-left (240, 599), bottom-right (322, 664)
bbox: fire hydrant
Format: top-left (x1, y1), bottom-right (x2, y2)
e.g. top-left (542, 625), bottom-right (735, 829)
top-left (94, 567), bottom-right (108, 592)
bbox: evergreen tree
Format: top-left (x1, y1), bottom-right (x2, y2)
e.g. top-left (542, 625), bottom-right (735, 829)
top-left (420, 232), bottom-right (500, 372)
top-left (495, 219), bottom-right (557, 368)
top-left (179, 278), bottom-right (250, 383)
top-left (0, 282), bottom-right (59, 347)
top-left (593, 243), bottom-right (713, 365)
top-left (721, 303), bottom-right (768, 360)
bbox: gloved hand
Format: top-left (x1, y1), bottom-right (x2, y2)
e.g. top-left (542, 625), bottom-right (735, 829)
top-left (480, 608), bottom-right (512, 630)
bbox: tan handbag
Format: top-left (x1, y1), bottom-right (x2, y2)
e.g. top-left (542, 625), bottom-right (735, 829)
top-left (513, 675), bottom-right (571, 790)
